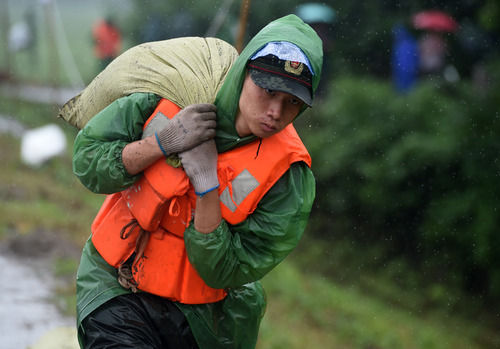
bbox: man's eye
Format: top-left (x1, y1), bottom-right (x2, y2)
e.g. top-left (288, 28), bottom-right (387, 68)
top-left (265, 88), bottom-right (275, 95)
top-left (290, 98), bottom-right (300, 105)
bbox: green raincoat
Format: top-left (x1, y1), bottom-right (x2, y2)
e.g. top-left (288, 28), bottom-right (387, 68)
top-left (72, 15), bottom-right (322, 349)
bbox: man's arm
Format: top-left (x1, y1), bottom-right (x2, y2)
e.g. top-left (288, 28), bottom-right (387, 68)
top-left (179, 139), bottom-right (222, 234)
top-left (73, 93), bottom-right (160, 194)
top-left (194, 190), bottom-right (222, 234)
top-left (184, 163), bottom-right (316, 288)
top-left (121, 135), bottom-right (163, 175)
top-left (73, 93), bottom-right (217, 193)
top-left (123, 102), bottom-right (218, 176)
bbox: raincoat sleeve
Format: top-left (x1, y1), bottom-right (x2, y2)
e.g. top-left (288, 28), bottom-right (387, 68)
top-left (184, 162), bottom-right (315, 289)
top-left (72, 92), bottom-right (161, 194)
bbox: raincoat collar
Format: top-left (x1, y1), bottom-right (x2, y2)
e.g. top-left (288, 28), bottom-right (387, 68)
top-left (214, 14), bottom-right (323, 153)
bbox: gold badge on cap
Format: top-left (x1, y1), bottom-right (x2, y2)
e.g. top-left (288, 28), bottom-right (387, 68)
top-left (284, 60), bottom-right (304, 75)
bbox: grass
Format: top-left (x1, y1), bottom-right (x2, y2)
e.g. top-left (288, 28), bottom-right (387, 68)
top-left (259, 256), bottom-right (499, 349)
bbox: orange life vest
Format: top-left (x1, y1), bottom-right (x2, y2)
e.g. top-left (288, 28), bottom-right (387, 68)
top-left (91, 99), bottom-right (311, 304)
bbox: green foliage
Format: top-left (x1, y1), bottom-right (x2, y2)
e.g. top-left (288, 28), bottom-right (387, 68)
top-left (478, 0), bottom-right (500, 32)
top-left (259, 258), bottom-right (493, 349)
top-left (296, 69), bottom-right (500, 302)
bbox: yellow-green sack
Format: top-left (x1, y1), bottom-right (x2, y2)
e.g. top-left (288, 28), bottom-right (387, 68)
top-left (58, 37), bottom-right (238, 129)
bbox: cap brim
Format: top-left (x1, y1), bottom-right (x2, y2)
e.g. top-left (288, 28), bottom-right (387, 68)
top-left (249, 69), bottom-right (312, 107)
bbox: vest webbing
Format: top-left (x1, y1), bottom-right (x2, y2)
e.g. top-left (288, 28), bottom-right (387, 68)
top-left (91, 98), bottom-right (311, 304)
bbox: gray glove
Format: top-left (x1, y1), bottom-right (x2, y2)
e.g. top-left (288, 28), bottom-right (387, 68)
top-left (179, 139), bottom-right (219, 196)
top-left (154, 103), bottom-right (217, 156)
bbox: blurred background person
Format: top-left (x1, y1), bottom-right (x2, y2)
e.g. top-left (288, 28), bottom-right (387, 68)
top-left (92, 17), bottom-right (122, 71)
top-left (412, 10), bottom-right (460, 83)
top-left (391, 24), bottom-right (419, 93)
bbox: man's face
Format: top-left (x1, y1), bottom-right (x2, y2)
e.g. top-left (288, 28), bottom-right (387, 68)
top-left (235, 74), bottom-right (305, 138)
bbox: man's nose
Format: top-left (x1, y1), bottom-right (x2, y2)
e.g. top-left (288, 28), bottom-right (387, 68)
top-left (267, 99), bottom-right (283, 120)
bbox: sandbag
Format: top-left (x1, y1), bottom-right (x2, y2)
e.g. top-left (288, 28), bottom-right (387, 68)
top-left (58, 37), bottom-right (238, 129)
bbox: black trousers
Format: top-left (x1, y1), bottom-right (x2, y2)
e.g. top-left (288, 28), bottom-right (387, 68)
top-left (82, 293), bottom-right (199, 349)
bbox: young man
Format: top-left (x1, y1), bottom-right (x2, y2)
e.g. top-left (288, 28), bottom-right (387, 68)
top-left (71, 14), bottom-right (323, 349)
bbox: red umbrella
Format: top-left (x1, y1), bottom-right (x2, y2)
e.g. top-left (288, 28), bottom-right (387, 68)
top-left (412, 10), bottom-right (458, 33)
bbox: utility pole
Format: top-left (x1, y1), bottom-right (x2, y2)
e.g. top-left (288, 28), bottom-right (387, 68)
top-left (1, 0), bottom-right (11, 79)
top-left (235, 0), bottom-right (251, 53)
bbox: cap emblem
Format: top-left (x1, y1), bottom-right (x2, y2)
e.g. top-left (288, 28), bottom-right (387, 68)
top-left (284, 60), bottom-right (304, 75)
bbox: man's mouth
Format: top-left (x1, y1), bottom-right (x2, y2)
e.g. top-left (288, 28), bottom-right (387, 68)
top-left (260, 122), bottom-right (276, 133)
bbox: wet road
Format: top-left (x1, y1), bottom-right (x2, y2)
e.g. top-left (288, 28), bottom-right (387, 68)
top-left (0, 252), bottom-right (75, 349)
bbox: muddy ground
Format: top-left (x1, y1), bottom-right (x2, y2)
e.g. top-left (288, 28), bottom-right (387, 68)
top-left (0, 229), bottom-right (81, 349)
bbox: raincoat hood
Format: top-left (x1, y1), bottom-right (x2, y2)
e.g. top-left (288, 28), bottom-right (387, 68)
top-left (214, 14), bottom-right (323, 152)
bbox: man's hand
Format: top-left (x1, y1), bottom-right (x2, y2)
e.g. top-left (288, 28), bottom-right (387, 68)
top-left (180, 140), bottom-right (221, 233)
top-left (156, 103), bottom-right (217, 156)
top-left (179, 139), bottom-right (219, 196)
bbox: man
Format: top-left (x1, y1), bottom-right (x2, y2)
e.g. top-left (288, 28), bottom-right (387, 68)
top-left (70, 14), bottom-right (322, 349)
top-left (92, 17), bottom-right (122, 71)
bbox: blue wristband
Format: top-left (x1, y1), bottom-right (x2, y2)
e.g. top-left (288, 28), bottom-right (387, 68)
top-left (155, 132), bottom-right (169, 157)
top-left (195, 184), bottom-right (220, 197)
